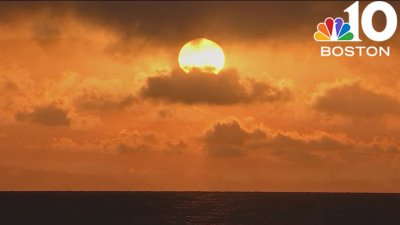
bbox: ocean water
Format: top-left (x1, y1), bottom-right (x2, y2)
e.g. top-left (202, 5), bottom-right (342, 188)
top-left (1, 192), bottom-right (400, 225)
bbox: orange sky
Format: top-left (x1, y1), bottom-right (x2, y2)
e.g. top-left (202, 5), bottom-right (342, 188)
top-left (1, 1), bottom-right (400, 192)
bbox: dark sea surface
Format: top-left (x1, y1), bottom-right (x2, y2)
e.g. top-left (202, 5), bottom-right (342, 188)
top-left (1, 192), bottom-right (400, 225)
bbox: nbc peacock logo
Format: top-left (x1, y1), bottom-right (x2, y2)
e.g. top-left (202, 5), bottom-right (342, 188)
top-left (314, 17), bottom-right (354, 42)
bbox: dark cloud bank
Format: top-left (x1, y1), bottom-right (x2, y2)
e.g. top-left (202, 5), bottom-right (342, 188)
top-left (203, 118), bottom-right (400, 159)
top-left (15, 105), bottom-right (71, 126)
top-left (74, 93), bottom-right (136, 111)
top-left (314, 82), bottom-right (400, 117)
top-left (0, 1), bottom-right (357, 45)
top-left (140, 70), bottom-right (291, 105)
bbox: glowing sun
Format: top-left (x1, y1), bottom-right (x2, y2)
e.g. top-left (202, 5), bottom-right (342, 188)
top-left (178, 38), bottom-right (225, 75)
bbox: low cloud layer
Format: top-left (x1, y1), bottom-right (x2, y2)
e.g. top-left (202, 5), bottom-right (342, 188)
top-left (74, 93), bottom-right (136, 111)
top-left (56, 74), bottom-right (138, 112)
top-left (203, 118), bottom-right (400, 160)
top-left (314, 82), bottom-right (400, 117)
top-left (203, 118), bottom-right (265, 156)
top-left (15, 105), bottom-right (71, 126)
top-left (41, 129), bottom-right (187, 155)
top-left (140, 70), bottom-right (290, 105)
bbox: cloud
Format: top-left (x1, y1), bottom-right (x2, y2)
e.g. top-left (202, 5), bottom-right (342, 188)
top-left (140, 70), bottom-right (290, 105)
top-left (0, 64), bottom-right (35, 114)
top-left (67, 2), bottom-right (360, 45)
top-left (314, 82), bottom-right (400, 117)
top-left (74, 93), bottom-right (136, 111)
top-left (49, 73), bottom-right (137, 111)
top-left (15, 105), bottom-right (71, 126)
top-left (31, 20), bottom-right (62, 46)
top-left (0, 71), bottom-right (102, 129)
top-left (38, 129), bottom-right (188, 154)
top-left (1, 79), bottom-right (18, 92)
top-left (203, 118), bottom-right (400, 160)
top-left (203, 118), bottom-right (265, 156)
top-left (101, 130), bottom-right (159, 153)
top-left (101, 130), bottom-right (188, 154)
top-left (0, 1), bottom-right (360, 48)
top-left (157, 109), bottom-right (174, 119)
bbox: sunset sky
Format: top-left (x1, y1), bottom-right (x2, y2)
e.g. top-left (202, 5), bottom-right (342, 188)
top-left (1, 1), bottom-right (400, 192)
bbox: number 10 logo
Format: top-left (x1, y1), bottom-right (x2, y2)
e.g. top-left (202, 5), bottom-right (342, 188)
top-left (314, 1), bottom-right (397, 42)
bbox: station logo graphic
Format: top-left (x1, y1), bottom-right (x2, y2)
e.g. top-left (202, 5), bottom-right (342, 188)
top-left (315, 1), bottom-right (397, 57)
top-left (314, 17), bottom-right (354, 41)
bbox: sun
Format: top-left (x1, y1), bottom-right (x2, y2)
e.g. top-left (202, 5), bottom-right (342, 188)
top-left (178, 38), bottom-right (225, 75)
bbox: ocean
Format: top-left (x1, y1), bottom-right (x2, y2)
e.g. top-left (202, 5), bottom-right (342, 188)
top-left (1, 192), bottom-right (399, 225)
